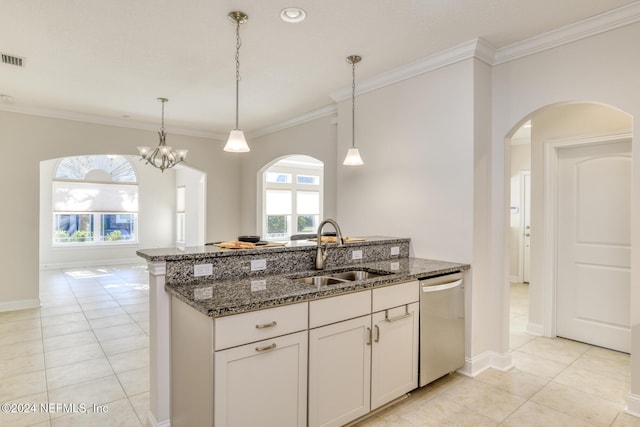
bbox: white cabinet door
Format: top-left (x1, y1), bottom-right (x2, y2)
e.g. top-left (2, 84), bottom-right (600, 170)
top-left (308, 315), bottom-right (372, 427)
top-left (214, 331), bottom-right (307, 427)
top-left (371, 302), bottom-right (419, 410)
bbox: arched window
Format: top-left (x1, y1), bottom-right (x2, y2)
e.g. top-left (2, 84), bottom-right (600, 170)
top-left (52, 155), bottom-right (139, 245)
top-left (261, 155), bottom-right (323, 240)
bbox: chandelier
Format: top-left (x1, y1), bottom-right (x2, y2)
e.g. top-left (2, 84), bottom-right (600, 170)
top-left (137, 98), bottom-right (188, 172)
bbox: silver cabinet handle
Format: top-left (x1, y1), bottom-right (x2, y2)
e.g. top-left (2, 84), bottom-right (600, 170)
top-left (366, 327), bottom-right (372, 346)
top-left (386, 312), bottom-right (412, 323)
top-left (374, 325), bottom-right (380, 343)
top-left (255, 321), bottom-right (277, 329)
top-left (385, 305), bottom-right (412, 323)
top-left (255, 343), bottom-right (277, 352)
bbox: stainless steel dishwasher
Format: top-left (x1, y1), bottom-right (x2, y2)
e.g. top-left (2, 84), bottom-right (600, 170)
top-left (419, 271), bottom-right (465, 387)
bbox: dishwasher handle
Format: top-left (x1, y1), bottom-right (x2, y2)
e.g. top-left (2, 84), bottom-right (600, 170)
top-left (421, 279), bottom-right (463, 293)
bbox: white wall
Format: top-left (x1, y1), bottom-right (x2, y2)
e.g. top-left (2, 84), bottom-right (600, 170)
top-left (239, 115), bottom-right (338, 235)
top-left (335, 57), bottom-right (492, 364)
top-left (0, 110), bottom-right (241, 310)
top-left (39, 155), bottom-right (176, 269)
top-left (176, 166), bottom-right (207, 246)
top-left (336, 59), bottom-right (475, 263)
top-left (492, 22), bottom-right (640, 399)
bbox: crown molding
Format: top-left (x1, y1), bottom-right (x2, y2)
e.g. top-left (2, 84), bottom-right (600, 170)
top-left (248, 104), bottom-right (337, 139)
top-left (493, 1), bottom-right (640, 64)
top-left (0, 103), bottom-right (226, 140)
top-left (329, 38), bottom-right (491, 103)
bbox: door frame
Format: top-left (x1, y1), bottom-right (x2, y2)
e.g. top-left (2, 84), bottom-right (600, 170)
top-left (542, 131), bottom-right (632, 337)
top-left (518, 170), bottom-right (531, 284)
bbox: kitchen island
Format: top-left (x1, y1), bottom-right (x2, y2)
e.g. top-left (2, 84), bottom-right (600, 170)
top-left (137, 237), bottom-right (469, 427)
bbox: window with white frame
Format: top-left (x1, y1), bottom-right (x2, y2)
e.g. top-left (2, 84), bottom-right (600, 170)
top-left (52, 155), bottom-right (139, 245)
top-left (262, 155), bottom-right (323, 240)
top-left (176, 186), bottom-right (186, 244)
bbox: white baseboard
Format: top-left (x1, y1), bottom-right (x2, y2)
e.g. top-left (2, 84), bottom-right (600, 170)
top-left (458, 350), bottom-right (513, 377)
top-left (0, 298), bottom-right (41, 313)
top-left (146, 409), bottom-right (170, 427)
top-left (40, 257), bottom-right (142, 270)
top-left (526, 322), bottom-right (544, 336)
top-left (626, 393), bottom-right (640, 419)
top-left (0, 298), bottom-right (41, 312)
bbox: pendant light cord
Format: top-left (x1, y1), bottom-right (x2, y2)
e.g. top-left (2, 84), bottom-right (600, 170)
top-left (351, 59), bottom-right (356, 149)
top-left (235, 18), bottom-right (241, 130)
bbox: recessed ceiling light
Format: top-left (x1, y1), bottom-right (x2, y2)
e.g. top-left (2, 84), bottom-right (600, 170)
top-left (0, 94), bottom-right (14, 103)
top-left (280, 7), bottom-right (306, 23)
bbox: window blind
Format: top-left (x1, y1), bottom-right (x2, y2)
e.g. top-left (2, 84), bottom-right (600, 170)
top-left (53, 181), bottom-right (138, 213)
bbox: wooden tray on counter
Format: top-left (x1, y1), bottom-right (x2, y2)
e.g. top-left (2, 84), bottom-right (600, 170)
top-left (213, 241), bottom-right (287, 250)
top-left (308, 237), bottom-right (367, 243)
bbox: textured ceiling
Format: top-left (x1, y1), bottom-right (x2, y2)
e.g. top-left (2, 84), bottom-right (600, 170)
top-left (0, 0), bottom-right (637, 137)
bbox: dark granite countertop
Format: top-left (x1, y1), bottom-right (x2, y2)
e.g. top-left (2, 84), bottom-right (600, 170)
top-left (166, 257), bottom-right (469, 318)
top-left (137, 236), bottom-right (409, 262)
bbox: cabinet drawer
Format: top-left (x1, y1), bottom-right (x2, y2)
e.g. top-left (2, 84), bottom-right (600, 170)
top-left (309, 291), bottom-right (371, 329)
top-left (372, 280), bottom-right (419, 312)
top-left (214, 302), bottom-right (308, 351)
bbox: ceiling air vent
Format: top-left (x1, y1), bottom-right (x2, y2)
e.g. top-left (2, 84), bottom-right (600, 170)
top-left (2, 53), bottom-right (24, 67)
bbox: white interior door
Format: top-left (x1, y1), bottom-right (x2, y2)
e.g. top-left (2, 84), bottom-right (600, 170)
top-left (556, 140), bottom-right (631, 352)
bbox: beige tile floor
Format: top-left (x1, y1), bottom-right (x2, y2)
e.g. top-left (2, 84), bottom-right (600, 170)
top-left (1, 267), bottom-right (638, 426)
top-left (0, 265), bottom-right (149, 427)
top-left (354, 282), bottom-right (640, 427)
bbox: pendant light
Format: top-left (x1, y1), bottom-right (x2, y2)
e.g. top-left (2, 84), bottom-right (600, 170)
top-left (137, 98), bottom-right (188, 172)
top-left (224, 11), bottom-right (250, 153)
top-left (343, 55), bottom-right (364, 166)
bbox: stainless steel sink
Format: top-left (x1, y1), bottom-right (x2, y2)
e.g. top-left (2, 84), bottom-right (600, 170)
top-left (292, 269), bottom-right (391, 286)
top-left (296, 276), bottom-right (350, 286)
top-left (329, 270), bottom-right (388, 281)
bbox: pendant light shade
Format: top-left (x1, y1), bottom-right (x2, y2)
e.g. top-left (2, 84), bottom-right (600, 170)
top-left (343, 55), bottom-right (363, 166)
top-left (224, 11), bottom-right (251, 153)
top-left (343, 147), bottom-right (364, 166)
top-left (225, 129), bottom-right (249, 152)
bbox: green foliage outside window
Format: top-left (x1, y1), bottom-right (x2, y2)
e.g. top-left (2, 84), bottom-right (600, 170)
top-left (267, 216), bottom-right (286, 234)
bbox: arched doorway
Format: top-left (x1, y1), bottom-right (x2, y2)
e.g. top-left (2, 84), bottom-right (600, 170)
top-left (505, 102), bottom-right (632, 352)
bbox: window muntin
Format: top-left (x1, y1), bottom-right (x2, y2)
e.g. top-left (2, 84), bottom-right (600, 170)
top-left (52, 155), bottom-right (139, 246)
top-left (55, 155), bottom-right (137, 182)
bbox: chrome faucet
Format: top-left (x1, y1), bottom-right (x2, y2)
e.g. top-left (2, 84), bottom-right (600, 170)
top-left (315, 218), bottom-right (345, 270)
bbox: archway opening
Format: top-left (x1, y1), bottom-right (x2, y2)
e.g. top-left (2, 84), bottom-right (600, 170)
top-left (505, 102), bottom-right (632, 353)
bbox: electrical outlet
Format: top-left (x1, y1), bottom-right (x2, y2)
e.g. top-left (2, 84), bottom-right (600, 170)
top-left (251, 259), bottom-right (267, 271)
top-left (390, 246), bottom-right (400, 256)
top-left (352, 250), bottom-right (363, 260)
top-left (251, 280), bottom-right (267, 292)
top-left (390, 262), bottom-right (400, 271)
top-left (194, 263), bottom-right (213, 277)
top-left (194, 287), bottom-right (213, 300)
